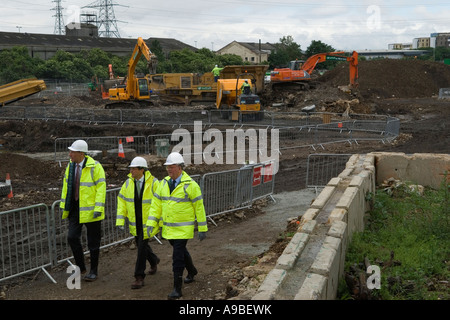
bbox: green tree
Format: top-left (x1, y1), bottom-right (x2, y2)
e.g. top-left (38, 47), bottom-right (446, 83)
top-left (0, 46), bottom-right (43, 84)
top-left (305, 40), bottom-right (344, 70)
top-left (305, 40), bottom-right (335, 57)
top-left (268, 35), bottom-right (302, 68)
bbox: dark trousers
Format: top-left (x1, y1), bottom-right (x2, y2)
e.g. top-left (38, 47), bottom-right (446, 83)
top-left (134, 234), bottom-right (159, 278)
top-left (168, 239), bottom-right (191, 274)
top-left (67, 202), bottom-right (101, 274)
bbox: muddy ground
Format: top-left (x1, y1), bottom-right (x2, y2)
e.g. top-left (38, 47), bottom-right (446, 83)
top-left (0, 59), bottom-right (449, 301)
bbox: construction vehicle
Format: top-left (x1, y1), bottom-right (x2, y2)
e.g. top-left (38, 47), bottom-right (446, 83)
top-left (270, 51), bottom-right (358, 91)
top-left (148, 72), bottom-right (217, 105)
top-left (0, 78), bottom-right (47, 106)
top-left (147, 65), bottom-right (268, 106)
top-left (107, 37), bottom-right (158, 108)
top-left (216, 73), bottom-right (263, 121)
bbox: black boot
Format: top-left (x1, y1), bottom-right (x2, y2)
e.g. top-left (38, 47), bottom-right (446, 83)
top-left (168, 273), bottom-right (183, 300)
top-left (184, 254), bottom-right (198, 284)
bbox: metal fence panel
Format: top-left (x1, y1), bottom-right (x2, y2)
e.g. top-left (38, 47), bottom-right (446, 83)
top-left (306, 154), bottom-right (352, 188)
top-left (201, 167), bottom-right (254, 218)
top-left (0, 204), bottom-right (52, 281)
top-left (50, 187), bottom-right (133, 265)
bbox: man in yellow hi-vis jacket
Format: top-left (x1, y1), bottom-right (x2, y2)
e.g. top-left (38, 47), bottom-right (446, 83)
top-left (116, 156), bottom-right (160, 289)
top-left (147, 152), bottom-right (208, 299)
top-left (60, 140), bottom-right (106, 282)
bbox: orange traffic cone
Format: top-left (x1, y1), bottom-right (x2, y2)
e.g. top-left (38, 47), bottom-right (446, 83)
top-left (118, 139), bottom-right (125, 158)
top-left (6, 173), bottom-right (13, 198)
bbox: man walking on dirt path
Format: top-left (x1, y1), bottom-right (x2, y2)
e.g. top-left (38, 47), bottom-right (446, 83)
top-left (147, 152), bottom-right (208, 299)
top-left (116, 156), bottom-right (161, 289)
top-left (60, 140), bottom-right (106, 282)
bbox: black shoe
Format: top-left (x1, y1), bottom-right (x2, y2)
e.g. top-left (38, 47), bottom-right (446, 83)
top-left (84, 272), bottom-right (98, 282)
top-left (184, 269), bottom-right (198, 284)
top-left (148, 257), bottom-right (160, 275)
top-left (168, 273), bottom-right (183, 300)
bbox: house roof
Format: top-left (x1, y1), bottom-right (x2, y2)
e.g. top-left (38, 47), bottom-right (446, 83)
top-left (217, 41), bottom-right (276, 54)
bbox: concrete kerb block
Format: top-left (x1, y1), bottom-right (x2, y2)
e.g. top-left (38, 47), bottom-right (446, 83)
top-left (294, 273), bottom-right (327, 300)
top-left (338, 168), bottom-right (354, 179)
top-left (298, 208), bottom-right (319, 230)
top-left (327, 220), bottom-right (347, 239)
top-left (327, 177), bottom-right (341, 187)
top-left (310, 243), bottom-right (337, 277)
top-left (275, 232), bottom-right (309, 270)
top-left (349, 175), bottom-right (364, 188)
top-left (327, 221), bottom-right (349, 278)
top-left (251, 268), bottom-right (286, 300)
top-left (310, 186), bottom-right (335, 209)
top-left (313, 236), bottom-right (341, 300)
top-left (299, 220), bottom-right (317, 234)
top-left (327, 208), bottom-right (348, 224)
top-left (335, 186), bottom-right (358, 210)
top-left (347, 154), bottom-right (359, 167)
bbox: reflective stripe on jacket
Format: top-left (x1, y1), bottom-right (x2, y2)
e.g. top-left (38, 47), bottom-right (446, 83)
top-left (116, 171), bottom-right (159, 239)
top-left (147, 171), bottom-right (207, 239)
top-left (60, 155), bottom-right (106, 223)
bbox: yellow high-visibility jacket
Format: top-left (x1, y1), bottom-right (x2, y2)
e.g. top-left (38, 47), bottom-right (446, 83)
top-left (60, 156), bottom-right (106, 223)
top-left (116, 171), bottom-right (159, 239)
top-left (147, 171), bottom-right (207, 239)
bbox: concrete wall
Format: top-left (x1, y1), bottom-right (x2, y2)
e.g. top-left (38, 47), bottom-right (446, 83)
top-left (253, 152), bottom-right (449, 300)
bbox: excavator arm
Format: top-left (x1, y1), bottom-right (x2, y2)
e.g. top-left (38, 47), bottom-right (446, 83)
top-left (302, 51), bottom-right (358, 87)
top-left (270, 51), bottom-right (358, 91)
top-left (126, 37), bottom-right (158, 98)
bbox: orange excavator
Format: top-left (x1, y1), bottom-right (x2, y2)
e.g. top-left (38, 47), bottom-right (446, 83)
top-left (270, 51), bottom-right (358, 91)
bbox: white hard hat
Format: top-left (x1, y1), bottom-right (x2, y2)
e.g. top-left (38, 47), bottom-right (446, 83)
top-left (215, 65), bottom-right (218, 67)
top-left (164, 152), bottom-right (184, 165)
top-left (129, 156), bottom-right (148, 168)
top-left (68, 140), bottom-right (88, 153)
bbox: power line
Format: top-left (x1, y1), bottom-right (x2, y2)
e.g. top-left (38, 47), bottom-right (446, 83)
top-left (83, 0), bottom-right (127, 38)
top-left (51, 0), bottom-right (65, 35)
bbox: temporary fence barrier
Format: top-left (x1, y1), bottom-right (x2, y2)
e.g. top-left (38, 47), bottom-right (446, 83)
top-left (305, 154), bottom-right (352, 188)
top-left (54, 136), bottom-right (148, 162)
top-left (50, 188), bottom-right (135, 266)
top-left (0, 163), bottom-right (275, 283)
top-left (1, 106), bottom-right (399, 141)
top-left (0, 204), bottom-right (55, 282)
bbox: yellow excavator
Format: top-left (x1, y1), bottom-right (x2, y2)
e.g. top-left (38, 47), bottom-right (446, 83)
top-left (107, 37), bottom-right (158, 108)
top-left (0, 78), bottom-right (46, 106)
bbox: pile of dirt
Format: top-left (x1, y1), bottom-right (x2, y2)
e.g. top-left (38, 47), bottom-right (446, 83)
top-left (319, 59), bottom-right (450, 99)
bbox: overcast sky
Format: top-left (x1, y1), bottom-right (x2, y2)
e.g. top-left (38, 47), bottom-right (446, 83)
top-left (1, 0), bottom-right (449, 51)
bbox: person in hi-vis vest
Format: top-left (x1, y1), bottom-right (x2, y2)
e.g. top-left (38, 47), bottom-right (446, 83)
top-left (116, 156), bottom-right (160, 289)
top-left (60, 140), bottom-right (106, 282)
top-left (147, 152), bottom-right (208, 299)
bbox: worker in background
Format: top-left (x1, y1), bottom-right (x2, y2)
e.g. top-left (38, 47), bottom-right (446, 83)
top-left (60, 140), bottom-right (106, 282)
top-left (212, 64), bottom-right (224, 82)
top-left (116, 156), bottom-right (160, 289)
top-left (240, 80), bottom-right (251, 94)
top-left (147, 152), bottom-right (208, 299)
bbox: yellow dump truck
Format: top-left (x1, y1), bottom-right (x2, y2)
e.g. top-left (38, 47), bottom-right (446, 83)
top-left (216, 73), bottom-right (263, 121)
top-left (0, 78), bottom-right (47, 106)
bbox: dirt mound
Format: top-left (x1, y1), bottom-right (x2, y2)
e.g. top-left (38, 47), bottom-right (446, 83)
top-left (319, 59), bottom-right (450, 99)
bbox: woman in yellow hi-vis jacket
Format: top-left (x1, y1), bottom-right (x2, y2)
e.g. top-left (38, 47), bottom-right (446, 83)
top-left (116, 156), bottom-right (160, 289)
top-left (147, 152), bottom-right (208, 299)
top-left (60, 140), bottom-right (106, 281)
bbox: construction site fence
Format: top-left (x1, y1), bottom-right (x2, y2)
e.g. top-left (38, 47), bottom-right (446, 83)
top-left (0, 106), bottom-right (399, 140)
top-left (305, 153), bottom-right (352, 188)
top-left (48, 114), bottom-right (399, 163)
top-left (0, 163), bottom-right (274, 283)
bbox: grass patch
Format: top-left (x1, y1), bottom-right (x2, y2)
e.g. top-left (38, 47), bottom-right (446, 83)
top-left (338, 179), bottom-right (449, 300)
